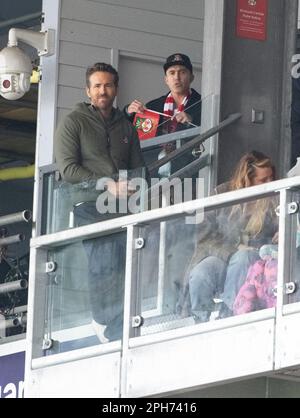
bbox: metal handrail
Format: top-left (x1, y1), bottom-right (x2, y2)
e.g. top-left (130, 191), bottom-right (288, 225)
top-left (40, 113), bottom-right (241, 179)
top-left (31, 175), bottom-right (300, 249)
top-left (170, 154), bottom-right (211, 179)
top-left (148, 113), bottom-right (242, 173)
top-left (140, 125), bottom-right (202, 149)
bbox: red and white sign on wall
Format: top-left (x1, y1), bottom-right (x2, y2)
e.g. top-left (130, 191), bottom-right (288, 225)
top-left (236, 0), bottom-right (268, 41)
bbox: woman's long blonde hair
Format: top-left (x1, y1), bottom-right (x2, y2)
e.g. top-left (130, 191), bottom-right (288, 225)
top-left (229, 150), bottom-right (275, 191)
top-left (228, 151), bottom-right (276, 237)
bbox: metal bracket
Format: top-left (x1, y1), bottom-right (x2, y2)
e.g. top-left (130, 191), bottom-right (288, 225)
top-left (192, 143), bottom-right (205, 158)
top-left (285, 282), bottom-right (297, 295)
top-left (8, 28), bottom-right (56, 57)
top-left (45, 261), bottom-right (57, 273)
top-left (134, 238), bottom-right (145, 250)
top-left (132, 315), bottom-right (144, 328)
top-left (273, 283), bottom-right (297, 296)
top-left (288, 202), bottom-right (300, 215)
top-left (42, 338), bottom-right (53, 350)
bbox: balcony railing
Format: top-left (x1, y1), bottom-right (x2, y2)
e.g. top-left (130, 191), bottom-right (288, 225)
top-left (24, 175), bottom-right (300, 397)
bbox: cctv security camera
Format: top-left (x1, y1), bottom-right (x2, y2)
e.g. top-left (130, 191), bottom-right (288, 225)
top-left (0, 28), bottom-right (55, 101)
top-left (0, 46), bottom-right (32, 100)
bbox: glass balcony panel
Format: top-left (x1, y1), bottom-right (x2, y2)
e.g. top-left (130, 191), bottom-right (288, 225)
top-left (42, 167), bottom-right (146, 234)
top-left (43, 231), bottom-right (126, 355)
top-left (137, 217), bottom-right (196, 332)
top-left (285, 189), bottom-right (300, 305)
top-left (138, 194), bottom-right (279, 336)
top-left (42, 138), bottom-right (210, 236)
top-left (41, 95), bottom-right (216, 237)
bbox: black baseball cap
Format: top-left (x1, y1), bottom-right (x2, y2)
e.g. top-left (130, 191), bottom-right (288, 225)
top-left (163, 53), bottom-right (193, 74)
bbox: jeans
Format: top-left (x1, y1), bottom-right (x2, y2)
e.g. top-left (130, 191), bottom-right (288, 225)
top-left (73, 202), bottom-right (126, 341)
top-left (221, 249), bottom-right (260, 311)
top-left (189, 256), bottom-right (227, 321)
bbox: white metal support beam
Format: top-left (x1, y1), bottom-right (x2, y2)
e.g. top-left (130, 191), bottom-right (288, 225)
top-left (201, 0), bottom-right (225, 192)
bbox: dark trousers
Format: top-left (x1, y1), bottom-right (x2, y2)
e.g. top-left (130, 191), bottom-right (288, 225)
top-left (73, 202), bottom-right (126, 341)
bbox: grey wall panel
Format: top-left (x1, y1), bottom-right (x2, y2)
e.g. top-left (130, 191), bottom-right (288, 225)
top-left (29, 352), bottom-right (121, 397)
top-left (58, 86), bottom-right (86, 109)
top-left (268, 378), bottom-right (300, 398)
top-left (58, 65), bottom-right (86, 89)
top-left (125, 319), bottom-right (274, 397)
top-left (60, 20), bottom-right (203, 62)
top-left (86, 0), bottom-right (204, 19)
top-left (62, 0), bottom-right (203, 41)
top-left (118, 57), bottom-right (165, 109)
top-left (59, 41), bottom-right (111, 67)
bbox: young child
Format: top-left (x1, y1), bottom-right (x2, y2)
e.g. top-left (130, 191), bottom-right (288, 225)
top-left (233, 245), bottom-right (278, 315)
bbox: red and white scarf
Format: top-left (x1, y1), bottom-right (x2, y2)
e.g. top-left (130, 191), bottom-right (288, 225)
top-left (163, 91), bottom-right (191, 133)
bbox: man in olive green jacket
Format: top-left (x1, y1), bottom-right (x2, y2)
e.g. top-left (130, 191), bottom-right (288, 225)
top-left (54, 62), bottom-right (146, 344)
top-left (55, 65), bottom-right (145, 185)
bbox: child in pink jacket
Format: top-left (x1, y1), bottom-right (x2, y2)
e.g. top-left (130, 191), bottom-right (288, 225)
top-left (233, 245), bottom-right (278, 315)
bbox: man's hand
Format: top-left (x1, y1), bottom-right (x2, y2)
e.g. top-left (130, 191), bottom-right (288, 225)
top-left (107, 180), bottom-right (134, 198)
top-left (173, 111), bottom-right (192, 125)
top-left (127, 100), bottom-right (146, 115)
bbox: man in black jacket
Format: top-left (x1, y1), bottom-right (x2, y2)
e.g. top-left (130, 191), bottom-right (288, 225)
top-left (125, 53), bottom-right (201, 136)
top-left (125, 53), bottom-right (201, 180)
top-left (124, 56), bottom-right (201, 314)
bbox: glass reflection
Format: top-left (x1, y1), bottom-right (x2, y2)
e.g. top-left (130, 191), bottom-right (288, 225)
top-left (139, 195), bottom-right (279, 336)
top-left (45, 232), bottom-right (126, 355)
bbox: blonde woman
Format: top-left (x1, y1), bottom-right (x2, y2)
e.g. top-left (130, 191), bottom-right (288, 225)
top-left (185, 151), bottom-right (278, 322)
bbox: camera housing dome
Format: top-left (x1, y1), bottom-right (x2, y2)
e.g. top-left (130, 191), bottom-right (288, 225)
top-left (0, 46), bottom-right (32, 100)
